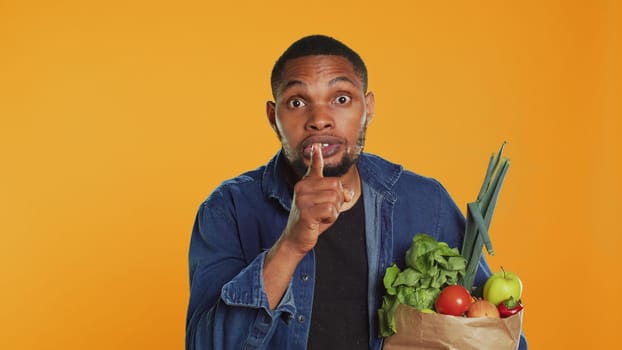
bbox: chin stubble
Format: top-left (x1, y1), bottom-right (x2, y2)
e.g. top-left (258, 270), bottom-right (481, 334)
top-left (284, 123), bottom-right (367, 178)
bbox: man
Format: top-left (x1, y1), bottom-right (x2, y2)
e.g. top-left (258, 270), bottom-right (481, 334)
top-left (186, 35), bottom-right (527, 350)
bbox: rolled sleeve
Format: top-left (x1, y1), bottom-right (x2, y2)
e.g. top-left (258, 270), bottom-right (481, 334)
top-left (221, 251), bottom-right (297, 317)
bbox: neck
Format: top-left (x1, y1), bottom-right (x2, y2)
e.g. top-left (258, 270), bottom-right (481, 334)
top-left (338, 165), bottom-right (362, 212)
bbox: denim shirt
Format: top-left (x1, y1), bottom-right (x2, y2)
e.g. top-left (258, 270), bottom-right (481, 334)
top-left (186, 151), bottom-right (528, 350)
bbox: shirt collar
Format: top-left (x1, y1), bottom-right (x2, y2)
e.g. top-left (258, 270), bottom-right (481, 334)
top-left (356, 153), bottom-right (403, 204)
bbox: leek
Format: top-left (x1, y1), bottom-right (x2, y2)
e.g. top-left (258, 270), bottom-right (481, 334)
top-left (460, 142), bottom-right (510, 291)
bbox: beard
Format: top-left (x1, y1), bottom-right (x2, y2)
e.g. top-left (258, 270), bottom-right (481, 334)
top-left (282, 124), bottom-right (368, 178)
top-left (288, 150), bottom-right (356, 178)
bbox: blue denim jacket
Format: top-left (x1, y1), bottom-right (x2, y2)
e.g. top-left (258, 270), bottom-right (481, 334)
top-left (186, 151), bottom-right (527, 350)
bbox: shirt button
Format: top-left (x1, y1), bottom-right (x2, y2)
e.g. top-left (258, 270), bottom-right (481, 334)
top-left (301, 273), bottom-right (309, 281)
top-left (297, 315), bottom-right (305, 323)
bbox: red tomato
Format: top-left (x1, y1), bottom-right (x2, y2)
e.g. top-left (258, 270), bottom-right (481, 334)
top-left (434, 285), bottom-right (472, 316)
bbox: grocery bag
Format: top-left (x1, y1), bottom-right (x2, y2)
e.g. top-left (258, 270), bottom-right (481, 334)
top-left (382, 304), bottom-right (523, 350)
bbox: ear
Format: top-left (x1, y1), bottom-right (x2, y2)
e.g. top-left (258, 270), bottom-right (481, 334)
top-left (364, 91), bottom-right (375, 125)
top-left (266, 100), bottom-right (277, 131)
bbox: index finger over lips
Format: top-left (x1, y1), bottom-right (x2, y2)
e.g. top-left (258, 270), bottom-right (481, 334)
top-left (305, 143), bottom-right (324, 178)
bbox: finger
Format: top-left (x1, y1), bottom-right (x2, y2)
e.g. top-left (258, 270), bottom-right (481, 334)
top-left (305, 203), bottom-right (340, 226)
top-left (305, 143), bottom-right (324, 178)
top-left (296, 189), bottom-right (344, 209)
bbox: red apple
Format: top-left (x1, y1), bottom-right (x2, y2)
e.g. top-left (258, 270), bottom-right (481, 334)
top-left (467, 299), bottom-right (500, 318)
top-left (483, 267), bottom-right (523, 306)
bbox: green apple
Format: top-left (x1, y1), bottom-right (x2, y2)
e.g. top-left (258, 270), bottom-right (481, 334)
top-left (483, 267), bottom-right (523, 306)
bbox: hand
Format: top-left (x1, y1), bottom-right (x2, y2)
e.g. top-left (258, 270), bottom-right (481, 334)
top-left (280, 143), bottom-right (354, 256)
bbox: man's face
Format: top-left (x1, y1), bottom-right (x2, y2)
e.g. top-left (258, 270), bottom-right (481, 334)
top-left (267, 55), bottom-right (375, 178)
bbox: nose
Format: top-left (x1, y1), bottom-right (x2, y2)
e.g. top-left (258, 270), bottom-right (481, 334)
top-left (305, 105), bottom-right (333, 131)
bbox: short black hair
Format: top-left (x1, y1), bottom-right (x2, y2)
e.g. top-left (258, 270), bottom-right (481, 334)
top-left (270, 35), bottom-right (368, 99)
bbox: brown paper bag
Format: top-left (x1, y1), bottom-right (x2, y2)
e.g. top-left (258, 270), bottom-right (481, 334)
top-left (382, 304), bottom-right (523, 350)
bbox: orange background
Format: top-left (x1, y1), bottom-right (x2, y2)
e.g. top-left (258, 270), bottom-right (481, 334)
top-left (1, 1), bottom-right (620, 349)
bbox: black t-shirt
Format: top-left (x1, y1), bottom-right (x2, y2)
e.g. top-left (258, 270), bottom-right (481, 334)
top-left (307, 195), bottom-right (369, 350)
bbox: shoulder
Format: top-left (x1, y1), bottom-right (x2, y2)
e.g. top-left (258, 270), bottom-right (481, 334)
top-left (396, 168), bottom-right (449, 199)
top-left (370, 155), bottom-right (465, 248)
top-left (359, 153), bottom-right (447, 197)
top-left (220, 167), bottom-right (264, 189)
top-left (200, 166), bottom-right (265, 208)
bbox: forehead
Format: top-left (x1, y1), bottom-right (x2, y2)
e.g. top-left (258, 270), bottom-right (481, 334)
top-left (278, 55), bottom-right (362, 91)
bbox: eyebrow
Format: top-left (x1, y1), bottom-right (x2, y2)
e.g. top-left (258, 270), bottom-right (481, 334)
top-left (328, 76), bottom-right (357, 87)
top-left (281, 79), bottom-right (306, 92)
top-left (280, 76), bottom-right (358, 96)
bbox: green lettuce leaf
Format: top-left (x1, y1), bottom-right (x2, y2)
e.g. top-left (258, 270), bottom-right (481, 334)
top-left (378, 233), bottom-right (468, 337)
top-left (383, 264), bottom-right (401, 295)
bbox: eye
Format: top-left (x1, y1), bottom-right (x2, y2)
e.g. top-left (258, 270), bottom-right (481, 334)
top-left (287, 98), bottom-right (306, 108)
top-left (335, 95), bottom-right (351, 104)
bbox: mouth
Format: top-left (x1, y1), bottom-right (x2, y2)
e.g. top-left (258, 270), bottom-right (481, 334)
top-left (301, 136), bottom-right (343, 159)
